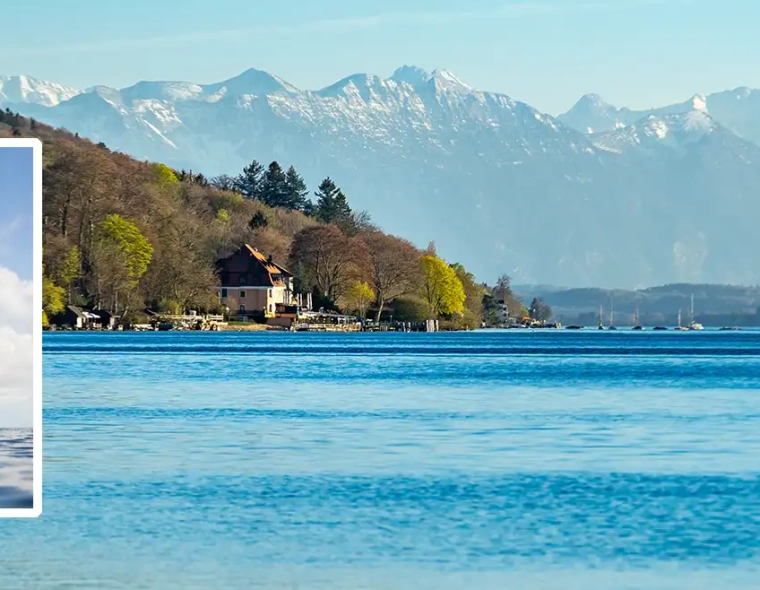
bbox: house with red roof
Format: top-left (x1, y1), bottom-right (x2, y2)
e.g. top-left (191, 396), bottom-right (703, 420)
top-left (215, 245), bottom-right (297, 321)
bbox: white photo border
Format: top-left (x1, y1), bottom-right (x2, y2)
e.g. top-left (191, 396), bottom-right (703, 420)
top-left (0, 138), bottom-right (42, 518)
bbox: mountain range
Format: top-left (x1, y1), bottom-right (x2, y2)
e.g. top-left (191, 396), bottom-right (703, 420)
top-left (3, 69), bottom-right (759, 287)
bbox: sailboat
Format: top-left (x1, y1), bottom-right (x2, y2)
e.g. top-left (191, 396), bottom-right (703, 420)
top-left (608, 297), bottom-right (617, 330)
top-left (689, 293), bottom-right (704, 330)
top-left (632, 307), bottom-right (643, 330)
top-left (598, 305), bottom-right (605, 330)
top-left (676, 308), bottom-right (689, 331)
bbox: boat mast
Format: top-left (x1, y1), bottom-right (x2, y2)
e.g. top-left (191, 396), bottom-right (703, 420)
top-left (609, 296), bottom-right (614, 328)
top-left (690, 293), bottom-right (695, 324)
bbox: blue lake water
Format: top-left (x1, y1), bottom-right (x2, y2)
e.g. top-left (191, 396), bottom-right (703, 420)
top-left (2, 330), bottom-right (760, 588)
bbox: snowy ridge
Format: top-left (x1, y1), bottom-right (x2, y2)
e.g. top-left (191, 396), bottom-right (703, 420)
top-left (592, 111), bottom-right (720, 154)
top-left (559, 88), bottom-right (760, 146)
top-left (0, 75), bottom-right (80, 107)
top-left (3, 66), bottom-right (760, 287)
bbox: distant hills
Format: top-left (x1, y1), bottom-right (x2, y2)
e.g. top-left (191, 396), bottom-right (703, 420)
top-left (515, 283), bottom-right (760, 327)
top-left (3, 69), bottom-right (759, 288)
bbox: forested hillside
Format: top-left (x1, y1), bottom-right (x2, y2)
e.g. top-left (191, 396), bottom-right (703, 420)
top-left (1, 109), bottom-right (519, 328)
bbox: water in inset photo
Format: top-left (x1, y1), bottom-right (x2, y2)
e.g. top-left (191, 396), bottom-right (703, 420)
top-left (0, 143), bottom-right (35, 511)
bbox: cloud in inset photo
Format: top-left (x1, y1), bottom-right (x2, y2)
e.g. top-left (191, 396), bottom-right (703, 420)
top-left (0, 147), bottom-right (34, 428)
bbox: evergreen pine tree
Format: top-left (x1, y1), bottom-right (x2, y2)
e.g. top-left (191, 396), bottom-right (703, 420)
top-left (284, 165), bottom-right (310, 211)
top-left (314, 177), bottom-right (352, 225)
top-left (234, 159), bottom-right (264, 199)
top-left (259, 161), bottom-right (290, 208)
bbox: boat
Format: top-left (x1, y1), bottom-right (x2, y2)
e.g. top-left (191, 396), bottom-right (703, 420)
top-left (653, 326), bottom-right (668, 331)
top-left (565, 325), bottom-right (583, 330)
top-left (720, 326), bottom-right (741, 331)
top-left (688, 293), bottom-right (704, 330)
top-left (608, 296), bottom-right (617, 330)
top-left (597, 305), bottom-right (605, 330)
top-left (676, 309), bottom-right (689, 331)
top-left (632, 306), bottom-right (643, 330)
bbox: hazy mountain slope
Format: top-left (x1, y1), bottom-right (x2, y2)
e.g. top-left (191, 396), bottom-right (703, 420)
top-left (4, 68), bottom-right (759, 287)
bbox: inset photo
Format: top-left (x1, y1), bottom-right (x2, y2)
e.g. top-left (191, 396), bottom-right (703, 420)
top-left (0, 138), bottom-right (41, 517)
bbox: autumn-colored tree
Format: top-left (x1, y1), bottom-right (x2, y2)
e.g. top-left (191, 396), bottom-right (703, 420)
top-left (140, 216), bottom-right (218, 313)
top-left (344, 281), bottom-right (375, 319)
top-left (361, 231), bottom-right (422, 322)
top-left (288, 224), bottom-right (371, 305)
top-left (420, 255), bottom-right (466, 317)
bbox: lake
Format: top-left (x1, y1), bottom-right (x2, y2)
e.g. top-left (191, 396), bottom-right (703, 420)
top-left (1, 330), bottom-right (759, 589)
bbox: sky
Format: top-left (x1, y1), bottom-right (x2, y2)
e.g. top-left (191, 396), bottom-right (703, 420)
top-left (1, 0), bottom-right (759, 114)
top-left (0, 146), bottom-right (33, 428)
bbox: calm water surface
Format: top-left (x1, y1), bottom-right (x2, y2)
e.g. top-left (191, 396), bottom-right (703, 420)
top-left (2, 330), bottom-right (760, 589)
top-left (0, 429), bottom-right (33, 509)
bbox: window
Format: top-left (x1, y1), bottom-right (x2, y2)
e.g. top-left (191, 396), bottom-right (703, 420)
top-left (240, 290), bottom-right (245, 298)
top-left (268, 289), bottom-right (272, 298)
top-left (239, 275), bottom-right (247, 286)
top-left (221, 288), bottom-right (228, 298)
top-left (239, 304), bottom-right (246, 312)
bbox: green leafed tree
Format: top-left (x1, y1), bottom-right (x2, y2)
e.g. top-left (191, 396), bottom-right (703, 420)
top-left (90, 214), bottom-right (154, 313)
top-left (420, 255), bottom-right (466, 318)
top-left (344, 281), bottom-right (375, 319)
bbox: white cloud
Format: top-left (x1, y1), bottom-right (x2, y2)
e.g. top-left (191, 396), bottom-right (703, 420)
top-left (0, 266), bottom-right (33, 427)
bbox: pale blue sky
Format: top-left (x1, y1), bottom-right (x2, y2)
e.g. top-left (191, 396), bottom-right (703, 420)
top-left (0, 147), bottom-right (33, 280)
top-left (1, 0), bottom-right (758, 114)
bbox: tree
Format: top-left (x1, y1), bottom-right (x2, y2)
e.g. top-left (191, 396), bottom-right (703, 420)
top-left (529, 297), bottom-right (553, 322)
top-left (42, 274), bottom-right (66, 318)
top-left (248, 211), bottom-right (269, 230)
top-left (259, 161), bottom-right (290, 208)
top-left (344, 281), bottom-right (374, 319)
top-left (451, 262), bottom-right (486, 328)
top-left (391, 296), bottom-right (429, 322)
top-left (314, 177), bottom-right (352, 226)
top-left (151, 163), bottom-right (180, 191)
top-left (420, 255), bottom-right (466, 317)
top-left (234, 159), bottom-right (264, 199)
top-left (495, 274), bottom-right (511, 302)
top-left (210, 174), bottom-right (237, 191)
top-left (59, 246), bottom-right (81, 302)
top-left (284, 165), bottom-right (310, 211)
top-left (342, 209), bottom-right (378, 237)
top-left (361, 231), bottom-right (421, 322)
top-left (141, 216), bottom-right (219, 313)
top-left (90, 214), bottom-right (154, 313)
top-left (288, 224), bottom-right (371, 305)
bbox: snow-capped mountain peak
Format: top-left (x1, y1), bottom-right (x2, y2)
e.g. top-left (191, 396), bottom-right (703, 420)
top-left (390, 65), bottom-right (430, 88)
top-left (0, 74), bottom-right (80, 107)
top-left (204, 68), bottom-right (300, 97)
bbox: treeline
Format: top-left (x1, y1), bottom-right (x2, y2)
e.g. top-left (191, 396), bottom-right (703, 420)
top-left (1, 109), bottom-right (524, 328)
